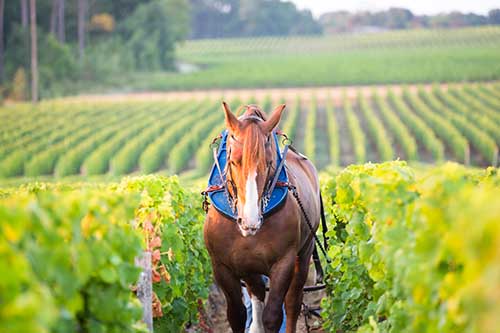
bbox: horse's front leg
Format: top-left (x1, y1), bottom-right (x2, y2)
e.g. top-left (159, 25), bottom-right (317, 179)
top-left (284, 242), bottom-right (314, 333)
top-left (263, 251), bottom-right (296, 333)
top-left (213, 263), bottom-right (247, 333)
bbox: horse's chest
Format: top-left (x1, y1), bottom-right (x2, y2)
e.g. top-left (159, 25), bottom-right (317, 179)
top-left (230, 259), bottom-right (268, 277)
top-left (226, 237), bottom-right (286, 276)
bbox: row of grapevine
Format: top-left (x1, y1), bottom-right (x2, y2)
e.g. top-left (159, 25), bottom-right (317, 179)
top-left (138, 100), bottom-right (208, 174)
top-left (168, 103), bottom-right (223, 173)
top-left (343, 95), bottom-right (366, 163)
top-left (0, 103), bottom-right (103, 157)
top-left (388, 91), bottom-right (445, 161)
top-left (0, 102), bottom-right (89, 148)
top-left (0, 105), bottom-right (126, 177)
top-left (0, 104), bottom-right (104, 152)
top-left (53, 103), bottom-right (165, 177)
top-left (479, 84), bottom-right (500, 101)
top-left (420, 88), bottom-right (498, 165)
top-left (109, 103), bottom-right (186, 175)
top-left (0, 176), bottom-right (212, 333)
top-left (81, 105), bottom-right (169, 175)
top-left (462, 85), bottom-right (500, 123)
top-left (23, 104), bottom-right (153, 177)
top-left (194, 124), bottom-right (225, 175)
top-left (373, 92), bottom-right (419, 161)
top-left (321, 161), bottom-right (500, 333)
top-left (325, 98), bottom-right (340, 166)
top-left (403, 88), bottom-right (470, 164)
top-left (57, 102), bottom-right (166, 177)
top-left (447, 87), bottom-right (500, 144)
top-left (303, 97), bottom-right (317, 163)
top-left (0, 106), bottom-right (60, 152)
top-left (358, 92), bottom-right (394, 161)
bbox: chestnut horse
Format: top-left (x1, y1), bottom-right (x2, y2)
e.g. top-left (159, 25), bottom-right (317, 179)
top-left (204, 102), bottom-right (320, 333)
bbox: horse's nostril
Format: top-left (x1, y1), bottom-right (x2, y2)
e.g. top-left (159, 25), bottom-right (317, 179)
top-left (237, 217), bottom-right (242, 224)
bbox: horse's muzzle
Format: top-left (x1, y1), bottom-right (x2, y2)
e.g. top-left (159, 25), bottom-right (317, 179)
top-left (237, 216), bottom-right (263, 237)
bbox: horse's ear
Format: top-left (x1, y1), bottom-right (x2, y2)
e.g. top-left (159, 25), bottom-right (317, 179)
top-left (222, 101), bottom-right (239, 133)
top-left (263, 104), bottom-right (286, 133)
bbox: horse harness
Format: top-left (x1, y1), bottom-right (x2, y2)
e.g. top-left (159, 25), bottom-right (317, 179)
top-left (202, 113), bottom-right (290, 221)
top-left (201, 113), bottom-right (330, 266)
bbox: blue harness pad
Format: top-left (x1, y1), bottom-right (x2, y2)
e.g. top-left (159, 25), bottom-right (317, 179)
top-left (207, 130), bottom-right (289, 221)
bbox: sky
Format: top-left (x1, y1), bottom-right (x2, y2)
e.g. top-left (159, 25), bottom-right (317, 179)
top-left (291, 0), bottom-right (499, 17)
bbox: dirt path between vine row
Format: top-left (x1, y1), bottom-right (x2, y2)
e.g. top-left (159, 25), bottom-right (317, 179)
top-left (195, 283), bottom-right (326, 333)
top-left (65, 81), bottom-right (497, 105)
top-left (190, 262), bottom-right (326, 333)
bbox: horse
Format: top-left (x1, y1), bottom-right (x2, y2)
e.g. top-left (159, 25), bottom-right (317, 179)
top-left (203, 102), bottom-right (321, 333)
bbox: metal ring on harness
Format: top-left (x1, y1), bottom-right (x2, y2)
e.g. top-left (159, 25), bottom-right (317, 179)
top-left (282, 137), bottom-right (292, 146)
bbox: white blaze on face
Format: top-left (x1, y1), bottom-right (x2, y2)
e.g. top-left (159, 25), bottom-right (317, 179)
top-left (242, 169), bottom-right (261, 230)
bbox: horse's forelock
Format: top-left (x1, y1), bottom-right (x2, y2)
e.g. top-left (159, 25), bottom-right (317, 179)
top-left (231, 105), bottom-right (270, 203)
top-left (242, 122), bottom-right (267, 176)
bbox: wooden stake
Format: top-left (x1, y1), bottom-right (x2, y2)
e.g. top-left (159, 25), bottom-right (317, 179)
top-left (136, 251), bottom-right (153, 332)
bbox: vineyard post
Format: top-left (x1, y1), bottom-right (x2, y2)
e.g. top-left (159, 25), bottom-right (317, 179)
top-left (136, 251), bottom-right (153, 332)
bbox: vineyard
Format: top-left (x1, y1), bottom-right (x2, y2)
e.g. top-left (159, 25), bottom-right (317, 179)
top-left (1, 82), bottom-right (499, 184)
top-left (1, 162), bottom-right (499, 332)
top-left (114, 26), bottom-right (500, 92)
top-left (2, 26), bottom-right (500, 332)
top-left (2, 3), bottom-right (500, 331)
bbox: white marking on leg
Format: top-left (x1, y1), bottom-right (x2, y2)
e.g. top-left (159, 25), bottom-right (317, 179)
top-left (249, 295), bottom-right (265, 333)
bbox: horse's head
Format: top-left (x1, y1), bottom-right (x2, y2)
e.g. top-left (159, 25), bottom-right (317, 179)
top-left (222, 102), bottom-right (286, 237)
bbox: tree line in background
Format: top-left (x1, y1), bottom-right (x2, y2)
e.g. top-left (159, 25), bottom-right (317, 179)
top-left (190, 0), bottom-right (320, 39)
top-left (0, 0), bottom-right (190, 101)
top-left (319, 7), bottom-right (500, 33)
top-left (0, 0), bottom-right (499, 102)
